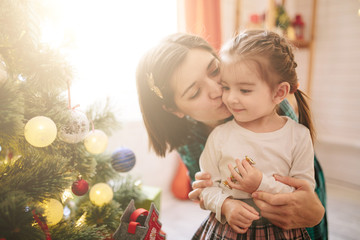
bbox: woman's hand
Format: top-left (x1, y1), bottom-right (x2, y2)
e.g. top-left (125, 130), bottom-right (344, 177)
top-left (222, 198), bottom-right (260, 234)
top-left (252, 175), bottom-right (325, 230)
top-left (188, 171), bottom-right (213, 209)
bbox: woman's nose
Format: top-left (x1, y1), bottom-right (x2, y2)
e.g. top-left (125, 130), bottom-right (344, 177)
top-left (208, 79), bottom-right (223, 99)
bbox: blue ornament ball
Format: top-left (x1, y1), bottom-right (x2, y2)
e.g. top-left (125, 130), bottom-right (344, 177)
top-left (111, 147), bottom-right (136, 172)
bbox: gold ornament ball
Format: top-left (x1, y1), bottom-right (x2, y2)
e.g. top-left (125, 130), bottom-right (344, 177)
top-left (24, 116), bottom-right (57, 147)
top-left (89, 183), bottom-right (113, 206)
top-left (84, 129), bottom-right (108, 154)
top-left (41, 198), bottom-right (63, 226)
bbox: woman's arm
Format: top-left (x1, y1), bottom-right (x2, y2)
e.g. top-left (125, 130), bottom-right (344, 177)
top-left (190, 171), bottom-right (325, 229)
top-left (252, 174), bottom-right (325, 230)
top-left (188, 171), bottom-right (212, 208)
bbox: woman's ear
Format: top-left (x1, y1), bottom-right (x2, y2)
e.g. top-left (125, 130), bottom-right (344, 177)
top-left (273, 82), bottom-right (290, 104)
top-left (162, 105), bottom-right (185, 118)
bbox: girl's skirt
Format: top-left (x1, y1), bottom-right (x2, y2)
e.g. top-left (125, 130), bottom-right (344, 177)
top-left (192, 212), bottom-right (311, 240)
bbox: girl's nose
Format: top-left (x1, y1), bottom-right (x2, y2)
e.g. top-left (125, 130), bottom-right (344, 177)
top-left (226, 90), bottom-right (239, 104)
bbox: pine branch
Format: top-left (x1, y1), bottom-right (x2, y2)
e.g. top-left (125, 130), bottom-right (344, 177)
top-left (0, 192), bottom-right (44, 240)
top-left (0, 154), bottom-right (72, 201)
top-left (76, 200), bottom-right (122, 232)
top-left (62, 144), bottom-right (97, 180)
top-left (113, 175), bottom-right (145, 208)
top-left (22, 88), bottom-right (69, 122)
top-left (0, 0), bottom-right (41, 74)
top-left (86, 98), bottom-right (121, 136)
top-left (50, 222), bottom-right (108, 240)
top-left (0, 1), bottom-right (144, 238)
top-left (90, 154), bottom-right (119, 185)
top-left (21, 48), bottom-right (73, 94)
top-left (0, 80), bottom-right (24, 150)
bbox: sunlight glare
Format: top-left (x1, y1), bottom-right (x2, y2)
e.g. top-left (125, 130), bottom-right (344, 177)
top-left (41, 0), bottom-right (177, 121)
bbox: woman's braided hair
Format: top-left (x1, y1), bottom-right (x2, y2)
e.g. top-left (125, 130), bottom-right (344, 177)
top-left (221, 30), bottom-right (315, 142)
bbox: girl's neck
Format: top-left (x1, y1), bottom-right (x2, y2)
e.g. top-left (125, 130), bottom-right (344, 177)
top-left (235, 113), bottom-right (287, 133)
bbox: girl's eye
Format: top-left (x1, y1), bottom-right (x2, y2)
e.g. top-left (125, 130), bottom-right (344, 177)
top-left (240, 89), bottom-right (251, 93)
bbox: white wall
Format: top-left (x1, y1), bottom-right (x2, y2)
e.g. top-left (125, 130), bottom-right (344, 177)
top-left (221, 0), bottom-right (360, 187)
top-left (311, 0), bottom-right (360, 187)
top-left (109, 0), bottom-right (360, 190)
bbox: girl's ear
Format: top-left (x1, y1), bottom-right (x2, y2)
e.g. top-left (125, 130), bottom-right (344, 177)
top-left (162, 105), bottom-right (185, 118)
top-left (273, 82), bottom-right (290, 104)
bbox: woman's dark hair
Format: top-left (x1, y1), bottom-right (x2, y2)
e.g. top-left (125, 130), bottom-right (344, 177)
top-left (136, 33), bottom-right (218, 157)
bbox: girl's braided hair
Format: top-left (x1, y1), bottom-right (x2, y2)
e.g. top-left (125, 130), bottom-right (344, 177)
top-left (221, 30), bottom-right (315, 142)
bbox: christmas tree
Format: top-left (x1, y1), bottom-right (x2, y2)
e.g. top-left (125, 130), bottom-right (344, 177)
top-left (0, 1), bottom-right (143, 239)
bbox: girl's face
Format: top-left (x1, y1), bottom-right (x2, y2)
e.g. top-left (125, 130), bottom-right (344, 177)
top-left (221, 60), bottom-right (277, 127)
top-left (170, 49), bottom-right (231, 128)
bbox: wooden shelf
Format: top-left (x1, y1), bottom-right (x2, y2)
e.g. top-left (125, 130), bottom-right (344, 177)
top-left (290, 39), bottom-right (310, 48)
top-left (235, 0), bottom-right (317, 95)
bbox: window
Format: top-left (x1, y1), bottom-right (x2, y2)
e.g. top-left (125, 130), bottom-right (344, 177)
top-left (42, 0), bottom-right (177, 121)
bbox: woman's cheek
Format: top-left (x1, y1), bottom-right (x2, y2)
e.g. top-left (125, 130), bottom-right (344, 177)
top-left (221, 93), bottom-right (228, 104)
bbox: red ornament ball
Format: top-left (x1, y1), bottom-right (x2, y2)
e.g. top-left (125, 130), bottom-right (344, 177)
top-left (72, 178), bottom-right (89, 196)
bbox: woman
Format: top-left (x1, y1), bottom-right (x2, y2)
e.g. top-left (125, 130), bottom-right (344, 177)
top-left (136, 33), bottom-right (327, 239)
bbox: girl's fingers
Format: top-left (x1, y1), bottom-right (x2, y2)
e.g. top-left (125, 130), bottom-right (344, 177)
top-left (242, 158), bottom-right (253, 171)
top-left (236, 159), bottom-right (247, 176)
top-left (228, 163), bottom-right (242, 182)
top-left (226, 177), bottom-right (243, 190)
top-left (229, 225), bottom-right (248, 234)
top-left (241, 202), bottom-right (260, 217)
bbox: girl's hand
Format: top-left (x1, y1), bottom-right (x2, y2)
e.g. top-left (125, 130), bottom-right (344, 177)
top-left (188, 171), bottom-right (213, 209)
top-left (252, 175), bottom-right (325, 229)
top-left (226, 158), bottom-right (262, 193)
top-left (222, 198), bottom-right (260, 233)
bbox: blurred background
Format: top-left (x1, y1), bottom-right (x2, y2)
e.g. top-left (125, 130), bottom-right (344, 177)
top-left (6, 0), bottom-right (360, 239)
top-left (43, 0), bottom-right (360, 186)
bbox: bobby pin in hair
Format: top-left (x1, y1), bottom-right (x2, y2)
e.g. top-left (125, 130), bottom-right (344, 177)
top-left (147, 73), bottom-right (163, 99)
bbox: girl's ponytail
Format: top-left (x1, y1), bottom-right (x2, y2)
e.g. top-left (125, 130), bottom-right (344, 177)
top-left (294, 89), bottom-right (316, 143)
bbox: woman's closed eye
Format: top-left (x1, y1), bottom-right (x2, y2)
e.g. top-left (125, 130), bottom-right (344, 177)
top-left (189, 88), bottom-right (200, 99)
top-left (209, 66), bottom-right (220, 77)
top-left (208, 59), bottom-right (221, 79)
top-left (222, 85), bottom-right (230, 91)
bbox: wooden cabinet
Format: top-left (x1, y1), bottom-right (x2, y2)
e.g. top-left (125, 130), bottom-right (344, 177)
top-left (234, 0), bottom-right (317, 95)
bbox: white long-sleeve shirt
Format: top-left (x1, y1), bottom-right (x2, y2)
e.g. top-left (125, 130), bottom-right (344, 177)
top-left (199, 117), bottom-right (315, 223)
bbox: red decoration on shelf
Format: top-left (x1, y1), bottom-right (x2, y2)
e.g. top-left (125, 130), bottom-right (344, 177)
top-left (292, 14), bottom-right (305, 40)
top-left (71, 176), bottom-right (89, 196)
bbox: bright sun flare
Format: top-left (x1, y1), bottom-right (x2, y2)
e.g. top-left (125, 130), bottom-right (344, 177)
top-left (41, 0), bottom-right (177, 121)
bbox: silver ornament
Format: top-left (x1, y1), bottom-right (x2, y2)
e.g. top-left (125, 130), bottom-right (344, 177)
top-left (59, 110), bottom-right (89, 143)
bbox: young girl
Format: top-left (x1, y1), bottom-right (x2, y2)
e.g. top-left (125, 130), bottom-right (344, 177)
top-left (136, 32), bottom-right (326, 239)
top-left (197, 30), bottom-right (315, 239)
